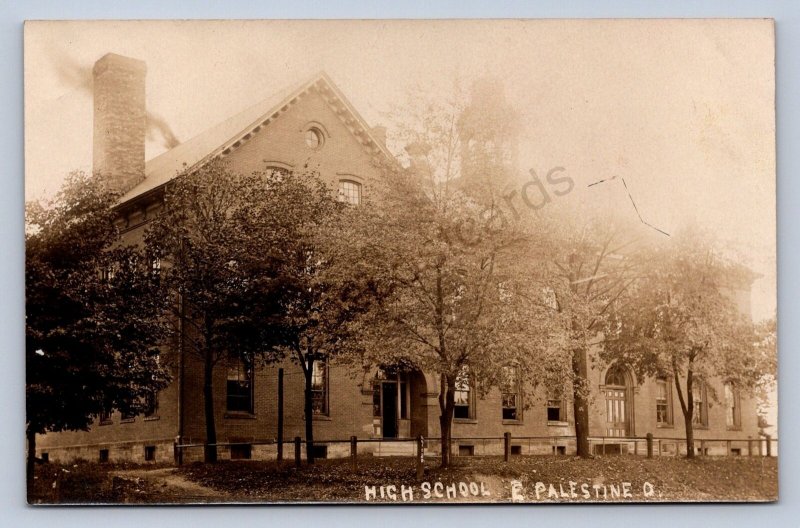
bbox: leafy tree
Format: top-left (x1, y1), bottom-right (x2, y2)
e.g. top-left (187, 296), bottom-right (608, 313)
top-left (26, 172), bottom-right (171, 488)
top-left (243, 170), bottom-right (383, 464)
top-left (602, 229), bottom-right (770, 458)
top-left (546, 212), bottom-right (644, 458)
top-left (144, 160), bottom-right (281, 463)
top-left (355, 80), bottom-right (564, 467)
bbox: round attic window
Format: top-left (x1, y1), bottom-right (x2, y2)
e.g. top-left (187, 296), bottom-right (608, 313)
top-left (305, 127), bottom-right (324, 150)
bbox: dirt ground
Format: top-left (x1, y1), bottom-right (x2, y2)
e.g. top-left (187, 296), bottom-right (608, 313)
top-left (28, 455), bottom-right (778, 504)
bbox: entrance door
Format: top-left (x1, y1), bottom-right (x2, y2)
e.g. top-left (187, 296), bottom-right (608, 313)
top-left (605, 365), bottom-right (631, 437)
top-left (381, 382), bottom-right (398, 438)
top-left (606, 388), bottom-right (628, 437)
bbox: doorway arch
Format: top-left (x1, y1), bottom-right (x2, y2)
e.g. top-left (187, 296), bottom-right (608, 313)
top-left (371, 367), bottom-right (429, 438)
top-left (604, 364), bottom-right (634, 437)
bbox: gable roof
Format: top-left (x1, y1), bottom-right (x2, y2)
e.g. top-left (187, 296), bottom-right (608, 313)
top-left (120, 71), bottom-right (393, 204)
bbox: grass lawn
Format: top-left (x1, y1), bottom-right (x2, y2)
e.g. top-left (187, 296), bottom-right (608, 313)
top-left (29, 454), bottom-right (778, 504)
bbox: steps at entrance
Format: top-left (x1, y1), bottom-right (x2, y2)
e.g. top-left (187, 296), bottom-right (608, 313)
top-left (374, 442), bottom-right (415, 457)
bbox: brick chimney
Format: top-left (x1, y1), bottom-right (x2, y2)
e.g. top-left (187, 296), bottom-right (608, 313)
top-left (92, 53), bottom-right (147, 194)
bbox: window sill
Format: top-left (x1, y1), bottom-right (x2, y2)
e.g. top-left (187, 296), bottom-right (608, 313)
top-left (99, 420), bottom-right (113, 426)
top-left (547, 421), bottom-right (569, 427)
top-left (656, 423), bottom-right (674, 429)
top-left (454, 418), bottom-right (478, 424)
top-left (143, 416), bottom-right (160, 422)
top-left (726, 426), bottom-right (742, 432)
top-left (502, 419), bottom-right (524, 425)
top-left (120, 418), bottom-right (135, 424)
top-left (693, 425), bottom-right (709, 430)
top-left (313, 414), bottom-right (332, 421)
top-left (224, 412), bottom-right (256, 420)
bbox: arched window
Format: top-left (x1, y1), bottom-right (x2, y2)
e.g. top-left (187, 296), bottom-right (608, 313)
top-left (605, 364), bottom-right (628, 387)
top-left (338, 180), bottom-right (362, 205)
top-left (264, 165), bottom-right (291, 181)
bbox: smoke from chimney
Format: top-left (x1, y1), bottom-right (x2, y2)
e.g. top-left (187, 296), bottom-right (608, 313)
top-left (53, 52), bottom-right (181, 151)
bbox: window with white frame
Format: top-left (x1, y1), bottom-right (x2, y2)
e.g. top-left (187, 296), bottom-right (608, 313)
top-left (500, 366), bottom-right (520, 421)
top-left (656, 377), bottom-right (673, 426)
top-left (311, 359), bottom-right (329, 416)
top-left (453, 367), bottom-right (473, 420)
top-left (691, 380), bottom-right (708, 427)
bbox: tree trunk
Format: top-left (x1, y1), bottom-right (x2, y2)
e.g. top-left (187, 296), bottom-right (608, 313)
top-left (203, 350), bottom-right (218, 463)
top-left (304, 358), bottom-right (315, 465)
top-left (671, 364), bottom-right (695, 460)
top-left (684, 413), bottom-right (696, 459)
top-left (26, 424), bottom-right (36, 494)
top-left (572, 347), bottom-right (591, 458)
top-left (438, 374), bottom-right (455, 468)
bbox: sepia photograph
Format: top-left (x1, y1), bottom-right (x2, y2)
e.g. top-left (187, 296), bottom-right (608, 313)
top-left (24, 19), bottom-right (777, 504)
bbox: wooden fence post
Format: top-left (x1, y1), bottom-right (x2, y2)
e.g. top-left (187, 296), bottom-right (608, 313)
top-left (350, 436), bottom-right (357, 469)
top-left (726, 440), bottom-right (732, 456)
top-left (294, 436), bottom-right (301, 468)
top-left (173, 440), bottom-right (182, 466)
top-left (277, 368), bottom-right (284, 461)
top-left (504, 432), bottom-right (511, 462)
top-left (416, 435), bottom-right (425, 481)
top-left (646, 433), bottom-right (653, 458)
top-left (766, 435), bottom-right (772, 457)
top-left (748, 438), bottom-right (753, 457)
top-left (700, 440), bottom-right (705, 456)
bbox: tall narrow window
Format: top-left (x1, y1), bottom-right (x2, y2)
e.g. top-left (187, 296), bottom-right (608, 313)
top-left (691, 381), bottom-right (708, 427)
top-left (656, 377), bottom-right (672, 426)
top-left (338, 180), bottom-right (362, 205)
top-left (501, 366), bottom-right (520, 421)
top-left (453, 367), bottom-right (473, 420)
top-left (99, 410), bottom-right (112, 425)
top-left (311, 360), bottom-right (329, 416)
top-left (226, 356), bottom-right (254, 413)
top-left (725, 382), bottom-right (741, 429)
top-left (144, 389), bottom-right (158, 418)
top-left (546, 392), bottom-right (566, 422)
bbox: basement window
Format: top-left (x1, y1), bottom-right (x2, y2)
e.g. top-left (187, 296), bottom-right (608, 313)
top-left (99, 449), bottom-right (109, 463)
top-left (458, 445), bottom-right (475, 457)
top-left (40, 453), bottom-right (49, 464)
top-left (144, 446), bottom-right (156, 462)
top-left (230, 444), bottom-right (252, 460)
top-left (310, 444), bottom-right (328, 460)
top-left (510, 445), bottom-right (522, 456)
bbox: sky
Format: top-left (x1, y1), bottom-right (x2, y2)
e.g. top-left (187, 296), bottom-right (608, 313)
top-left (23, 19), bottom-right (776, 321)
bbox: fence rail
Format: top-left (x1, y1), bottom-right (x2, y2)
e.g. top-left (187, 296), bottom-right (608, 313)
top-left (173, 432), bottom-right (777, 466)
